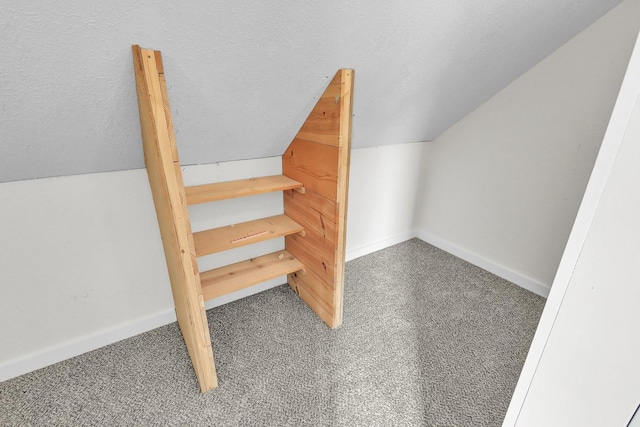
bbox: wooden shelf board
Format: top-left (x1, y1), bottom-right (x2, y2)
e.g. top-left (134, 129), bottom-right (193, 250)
top-left (185, 175), bottom-right (303, 205)
top-left (193, 214), bottom-right (304, 256)
top-left (200, 250), bottom-right (304, 300)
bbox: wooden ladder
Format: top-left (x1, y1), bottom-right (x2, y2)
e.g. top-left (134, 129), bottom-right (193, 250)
top-left (132, 45), bottom-right (354, 392)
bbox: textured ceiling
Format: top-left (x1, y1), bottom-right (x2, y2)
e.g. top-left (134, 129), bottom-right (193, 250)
top-left (0, 0), bottom-right (623, 182)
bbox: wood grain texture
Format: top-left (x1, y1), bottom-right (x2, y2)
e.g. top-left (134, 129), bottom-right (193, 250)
top-left (132, 46), bottom-right (217, 392)
top-left (287, 263), bottom-right (336, 310)
top-left (296, 75), bottom-right (344, 147)
top-left (282, 138), bottom-right (339, 201)
top-left (185, 175), bottom-right (303, 205)
top-left (287, 270), bottom-right (334, 326)
top-left (283, 69), bottom-right (354, 329)
top-left (135, 50), bottom-right (352, 389)
top-left (284, 189), bottom-right (338, 246)
top-left (192, 214), bottom-right (304, 256)
top-left (200, 250), bottom-right (304, 300)
top-left (332, 69), bottom-right (354, 328)
top-left (285, 233), bottom-right (335, 289)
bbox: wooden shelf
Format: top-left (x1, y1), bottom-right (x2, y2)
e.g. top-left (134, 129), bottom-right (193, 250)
top-left (193, 214), bottom-right (304, 256)
top-left (200, 250), bottom-right (304, 300)
top-left (134, 44), bottom-right (352, 393)
top-left (185, 175), bottom-right (303, 205)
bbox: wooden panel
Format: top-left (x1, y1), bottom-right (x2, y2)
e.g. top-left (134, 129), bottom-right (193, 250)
top-left (200, 250), bottom-right (304, 300)
top-left (192, 214), bottom-right (304, 256)
top-left (284, 187), bottom-right (337, 219)
top-left (157, 61), bottom-right (179, 163)
top-left (132, 46), bottom-right (217, 392)
top-left (288, 270), bottom-right (335, 327)
top-left (332, 69), bottom-right (354, 328)
top-left (153, 50), bottom-right (164, 73)
top-left (296, 98), bottom-right (341, 146)
top-left (288, 264), bottom-right (336, 311)
top-left (185, 175), bottom-right (303, 205)
top-left (285, 233), bottom-right (335, 289)
top-left (283, 138), bottom-right (339, 201)
top-left (296, 76), bottom-right (344, 147)
top-left (284, 189), bottom-right (337, 246)
top-left (283, 69), bottom-right (354, 329)
top-left (135, 51), bottom-right (352, 390)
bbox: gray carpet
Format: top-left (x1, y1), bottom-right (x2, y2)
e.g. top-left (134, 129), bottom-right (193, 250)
top-left (0, 239), bottom-right (545, 426)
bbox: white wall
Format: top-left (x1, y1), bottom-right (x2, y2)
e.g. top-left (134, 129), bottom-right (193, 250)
top-left (0, 143), bottom-right (423, 381)
top-left (509, 29), bottom-right (640, 426)
top-left (0, 169), bottom-right (173, 366)
top-left (346, 142), bottom-right (424, 259)
top-left (415, 0), bottom-right (640, 295)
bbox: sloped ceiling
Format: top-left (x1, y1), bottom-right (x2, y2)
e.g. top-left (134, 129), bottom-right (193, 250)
top-left (0, 0), bottom-right (623, 182)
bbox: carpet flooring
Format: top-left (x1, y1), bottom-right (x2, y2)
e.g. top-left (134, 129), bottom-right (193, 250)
top-left (0, 239), bottom-right (545, 426)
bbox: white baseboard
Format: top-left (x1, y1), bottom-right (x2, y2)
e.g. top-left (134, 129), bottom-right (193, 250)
top-left (416, 231), bottom-right (550, 298)
top-left (346, 230), bottom-right (418, 261)
top-left (0, 277), bottom-right (288, 383)
top-left (3, 230), bottom-right (542, 383)
top-left (0, 309), bottom-right (177, 383)
top-left (0, 233), bottom-right (419, 383)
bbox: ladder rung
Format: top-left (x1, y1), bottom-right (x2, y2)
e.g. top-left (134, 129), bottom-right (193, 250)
top-left (185, 175), bottom-right (303, 205)
top-left (200, 250), bottom-right (304, 300)
top-left (193, 214), bottom-right (304, 256)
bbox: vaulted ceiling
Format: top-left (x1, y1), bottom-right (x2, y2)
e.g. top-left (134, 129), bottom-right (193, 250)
top-left (0, 0), bottom-right (623, 181)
